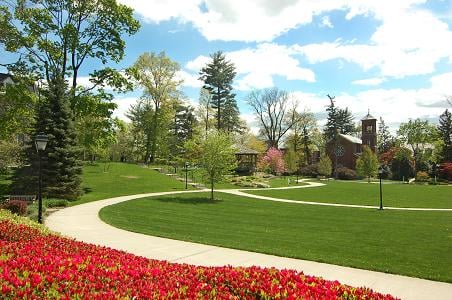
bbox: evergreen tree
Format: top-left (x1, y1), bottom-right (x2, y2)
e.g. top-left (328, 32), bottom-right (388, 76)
top-left (323, 95), bottom-right (355, 141)
top-left (199, 51), bottom-right (238, 132)
top-left (377, 117), bottom-right (395, 154)
top-left (169, 101), bottom-right (198, 161)
top-left (438, 109), bottom-right (452, 162)
top-left (14, 79), bottom-right (82, 200)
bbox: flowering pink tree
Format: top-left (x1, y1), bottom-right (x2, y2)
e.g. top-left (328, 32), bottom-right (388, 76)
top-left (258, 147), bottom-right (286, 175)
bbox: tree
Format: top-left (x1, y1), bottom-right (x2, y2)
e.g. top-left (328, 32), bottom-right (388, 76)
top-left (377, 117), bottom-right (395, 154)
top-left (199, 131), bottom-right (236, 200)
top-left (129, 52), bottom-right (182, 163)
top-left (438, 109), bottom-right (452, 162)
top-left (0, 0), bottom-right (139, 98)
top-left (284, 149), bottom-right (298, 175)
top-left (398, 119), bottom-right (439, 171)
top-left (199, 51), bottom-right (238, 132)
top-left (198, 88), bottom-right (214, 139)
top-left (258, 147), bottom-right (285, 175)
top-left (390, 147), bottom-right (415, 181)
top-left (168, 100), bottom-right (198, 161)
top-left (323, 94), bottom-right (354, 141)
top-left (247, 88), bottom-right (298, 148)
top-left (356, 145), bottom-right (379, 182)
top-left (285, 110), bottom-right (318, 165)
top-left (13, 78), bottom-right (82, 199)
top-left (317, 153), bottom-right (332, 177)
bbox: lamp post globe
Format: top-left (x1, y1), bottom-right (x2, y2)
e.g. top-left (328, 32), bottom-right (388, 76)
top-left (35, 134), bottom-right (48, 224)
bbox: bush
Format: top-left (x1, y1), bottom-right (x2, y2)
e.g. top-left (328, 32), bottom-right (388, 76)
top-left (336, 167), bottom-right (357, 180)
top-left (300, 164), bottom-right (319, 177)
top-left (415, 171), bottom-right (430, 182)
top-left (44, 199), bottom-right (69, 208)
top-left (438, 162), bottom-right (452, 181)
top-left (1, 200), bottom-right (28, 216)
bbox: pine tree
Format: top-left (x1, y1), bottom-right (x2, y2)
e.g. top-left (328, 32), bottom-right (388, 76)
top-left (13, 78), bottom-right (82, 200)
top-left (377, 117), bottom-right (395, 154)
top-left (323, 95), bottom-right (354, 141)
top-left (199, 51), bottom-right (237, 131)
top-left (438, 109), bottom-right (452, 162)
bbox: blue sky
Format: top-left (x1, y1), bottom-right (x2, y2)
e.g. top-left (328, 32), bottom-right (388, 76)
top-left (3, 0), bottom-right (452, 133)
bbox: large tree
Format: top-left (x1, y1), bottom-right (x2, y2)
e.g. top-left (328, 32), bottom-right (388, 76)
top-left (438, 109), bottom-right (452, 162)
top-left (398, 119), bottom-right (439, 171)
top-left (199, 51), bottom-right (239, 132)
top-left (128, 52), bottom-right (182, 163)
top-left (1, 0), bottom-right (139, 197)
top-left (323, 94), bottom-right (354, 141)
top-left (247, 88), bottom-right (298, 149)
top-left (285, 110), bottom-right (318, 165)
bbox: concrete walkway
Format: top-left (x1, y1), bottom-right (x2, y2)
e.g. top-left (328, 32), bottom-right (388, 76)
top-left (46, 189), bottom-right (452, 300)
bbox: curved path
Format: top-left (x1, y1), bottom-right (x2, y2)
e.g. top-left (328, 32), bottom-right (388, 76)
top-left (46, 185), bottom-right (452, 300)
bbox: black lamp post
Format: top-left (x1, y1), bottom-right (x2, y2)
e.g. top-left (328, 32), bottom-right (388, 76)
top-left (35, 134), bottom-right (48, 224)
top-left (185, 162), bottom-right (189, 189)
top-left (378, 165), bottom-right (384, 210)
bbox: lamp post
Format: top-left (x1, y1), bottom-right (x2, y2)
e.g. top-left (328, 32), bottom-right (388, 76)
top-left (378, 165), bottom-right (384, 210)
top-left (185, 162), bottom-right (188, 189)
top-left (35, 134), bottom-right (48, 224)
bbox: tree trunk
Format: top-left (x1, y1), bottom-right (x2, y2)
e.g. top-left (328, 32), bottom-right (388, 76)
top-left (210, 178), bottom-right (214, 201)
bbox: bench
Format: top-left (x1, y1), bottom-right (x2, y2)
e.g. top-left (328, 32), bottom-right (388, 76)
top-left (5, 195), bottom-right (37, 203)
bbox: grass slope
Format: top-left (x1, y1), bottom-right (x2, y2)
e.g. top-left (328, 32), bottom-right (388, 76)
top-left (74, 162), bottom-right (190, 205)
top-left (245, 181), bottom-right (452, 208)
top-left (100, 192), bottom-right (452, 283)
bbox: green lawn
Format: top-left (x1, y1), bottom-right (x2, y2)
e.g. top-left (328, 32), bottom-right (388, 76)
top-left (73, 162), bottom-right (191, 205)
top-left (244, 180), bottom-right (452, 208)
top-left (99, 191), bottom-right (452, 283)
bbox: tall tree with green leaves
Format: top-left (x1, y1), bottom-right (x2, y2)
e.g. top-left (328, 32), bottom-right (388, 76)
top-left (356, 145), bottom-right (379, 182)
top-left (398, 119), bottom-right (439, 171)
top-left (438, 109), bottom-right (452, 162)
top-left (129, 52), bottom-right (182, 163)
top-left (317, 152), bottom-right (332, 177)
top-left (199, 131), bottom-right (236, 200)
top-left (199, 51), bottom-right (238, 132)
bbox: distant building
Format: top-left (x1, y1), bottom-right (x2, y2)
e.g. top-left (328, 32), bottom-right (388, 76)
top-left (326, 111), bottom-right (377, 171)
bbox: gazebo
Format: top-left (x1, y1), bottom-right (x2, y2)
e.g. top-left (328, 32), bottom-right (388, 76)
top-left (235, 145), bottom-right (259, 174)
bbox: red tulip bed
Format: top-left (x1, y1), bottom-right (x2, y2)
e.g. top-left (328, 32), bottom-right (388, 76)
top-left (0, 211), bottom-right (397, 299)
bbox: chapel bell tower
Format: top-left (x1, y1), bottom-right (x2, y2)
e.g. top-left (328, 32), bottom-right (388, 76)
top-left (361, 110), bottom-right (377, 153)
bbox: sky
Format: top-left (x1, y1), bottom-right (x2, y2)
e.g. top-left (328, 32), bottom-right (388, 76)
top-left (3, 0), bottom-right (452, 134)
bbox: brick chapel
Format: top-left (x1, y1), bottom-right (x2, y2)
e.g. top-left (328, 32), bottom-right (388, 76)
top-left (326, 112), bottom-right (377, 170)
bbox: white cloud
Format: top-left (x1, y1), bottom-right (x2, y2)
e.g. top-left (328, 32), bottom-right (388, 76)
top-left (320, 16), bottom-right (333, 28)
top-left (185, 43), bottom-right (315, 91)
top-left (112, 96), bottom-right (139, 122)
top-left (176, 70), bottom-right (203, 88)
top-left (352, 77), bottom-right (385, 86)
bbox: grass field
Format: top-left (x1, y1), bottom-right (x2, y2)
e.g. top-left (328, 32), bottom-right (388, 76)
top-left (99, 191), bottom-right (452, 283)
top-left (244, 180), bottom-right (452, 208)
top-left (74, 162), bottom-right (191, 205)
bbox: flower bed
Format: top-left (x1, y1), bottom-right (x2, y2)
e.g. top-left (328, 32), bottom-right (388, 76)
top-left (0, 210), bottom-right (397, 299)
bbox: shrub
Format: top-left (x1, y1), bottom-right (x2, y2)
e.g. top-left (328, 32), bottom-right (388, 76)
top-left (1, 200), bottom-right (28, 216)
top-left (336, 167), bottom-right (357, 180)
top-left (438, 162), bottom-right (452, 181)
top-left (258, 148), bottom-right (285, 175)
top-left (300, 164), bottom-right (319, 177)
top-left (44, 198), bottom-right (69, 208)
top-left (415, 171), bottom-right (430, 182)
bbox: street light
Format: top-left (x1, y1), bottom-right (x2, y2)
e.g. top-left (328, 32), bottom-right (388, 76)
top-left (185, 162), bottom-right (189, 189)
top-left (378, 165), bottom-right (384, 210)
top-left (35, 134), bottom-right (48, 224)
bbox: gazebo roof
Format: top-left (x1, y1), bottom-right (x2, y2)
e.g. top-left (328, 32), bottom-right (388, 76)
top-left (235, 144), bottom-right (259, 155)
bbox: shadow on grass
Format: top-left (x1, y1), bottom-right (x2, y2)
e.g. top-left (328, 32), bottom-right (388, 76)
top-left (153, 196), bottom-right (222, 205)
top-left (83, 187), bottom-right (92, 194)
